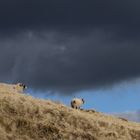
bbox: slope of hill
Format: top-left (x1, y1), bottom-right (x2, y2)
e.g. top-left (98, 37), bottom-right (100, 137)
top-left (0, 84), bottom-right (140, 140)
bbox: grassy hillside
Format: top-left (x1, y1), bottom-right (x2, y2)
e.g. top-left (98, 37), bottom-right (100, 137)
top-left (0, 85), bottom-right (140, 140)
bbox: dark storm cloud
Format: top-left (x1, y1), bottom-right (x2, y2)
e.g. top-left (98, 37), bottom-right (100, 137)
top-left (0, 30), bottom-right (140, 92)
top-left (0, 0), bottom-right (140, 31)
top-left (0, 0), bottom-right (140, 93)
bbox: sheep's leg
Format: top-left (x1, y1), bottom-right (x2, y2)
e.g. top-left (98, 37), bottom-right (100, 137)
top-left (71, 103), bottom-right (74, 108)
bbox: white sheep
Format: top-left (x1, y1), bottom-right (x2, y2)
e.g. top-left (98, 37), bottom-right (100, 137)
top-left (71, 98), bottom-right (85, 109)
top-left (13, 83), bottom-right (27, 93)
top-left (0, 82), bottom-right (27, 93)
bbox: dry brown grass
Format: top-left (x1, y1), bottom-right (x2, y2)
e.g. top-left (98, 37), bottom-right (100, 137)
top-left (0, 83), bottom-right (140, 140)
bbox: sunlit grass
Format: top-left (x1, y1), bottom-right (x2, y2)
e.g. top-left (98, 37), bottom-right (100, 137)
top-left (0, 83), bottom-right (140, 140)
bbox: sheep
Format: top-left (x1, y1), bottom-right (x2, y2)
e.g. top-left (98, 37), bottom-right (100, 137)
top-left (71, 98), bottom-right (85, 109)
top-left (0, 82), bottom-right (27, 93)
top-left (13, 83), bottom-right (27, 93)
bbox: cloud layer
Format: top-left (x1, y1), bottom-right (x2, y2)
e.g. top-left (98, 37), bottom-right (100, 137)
top-left (0, 1), bottom-right (140, 93)
top-left (0, 0), bottom-right (140, 30)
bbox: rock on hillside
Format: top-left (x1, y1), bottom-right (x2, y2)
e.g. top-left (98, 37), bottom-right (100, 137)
top-left (0, 83), bottom-right (140, 140)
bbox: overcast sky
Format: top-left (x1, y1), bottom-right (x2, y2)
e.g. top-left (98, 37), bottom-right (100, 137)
top-left (0, 0), bottom-right (140, 94)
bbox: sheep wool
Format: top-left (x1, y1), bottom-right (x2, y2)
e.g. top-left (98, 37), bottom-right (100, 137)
top-left (71, 98), bottom-right (85, 109)
top-left (14, 83), bottom-right (27, 93)
top-left (0, 83), bottom-right (27, 93)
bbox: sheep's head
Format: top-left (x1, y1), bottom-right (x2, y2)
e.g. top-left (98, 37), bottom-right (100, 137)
top-left (82, 98), bottom-right (85, 104)
top-left (17, 83), bottom-right (27, 89)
